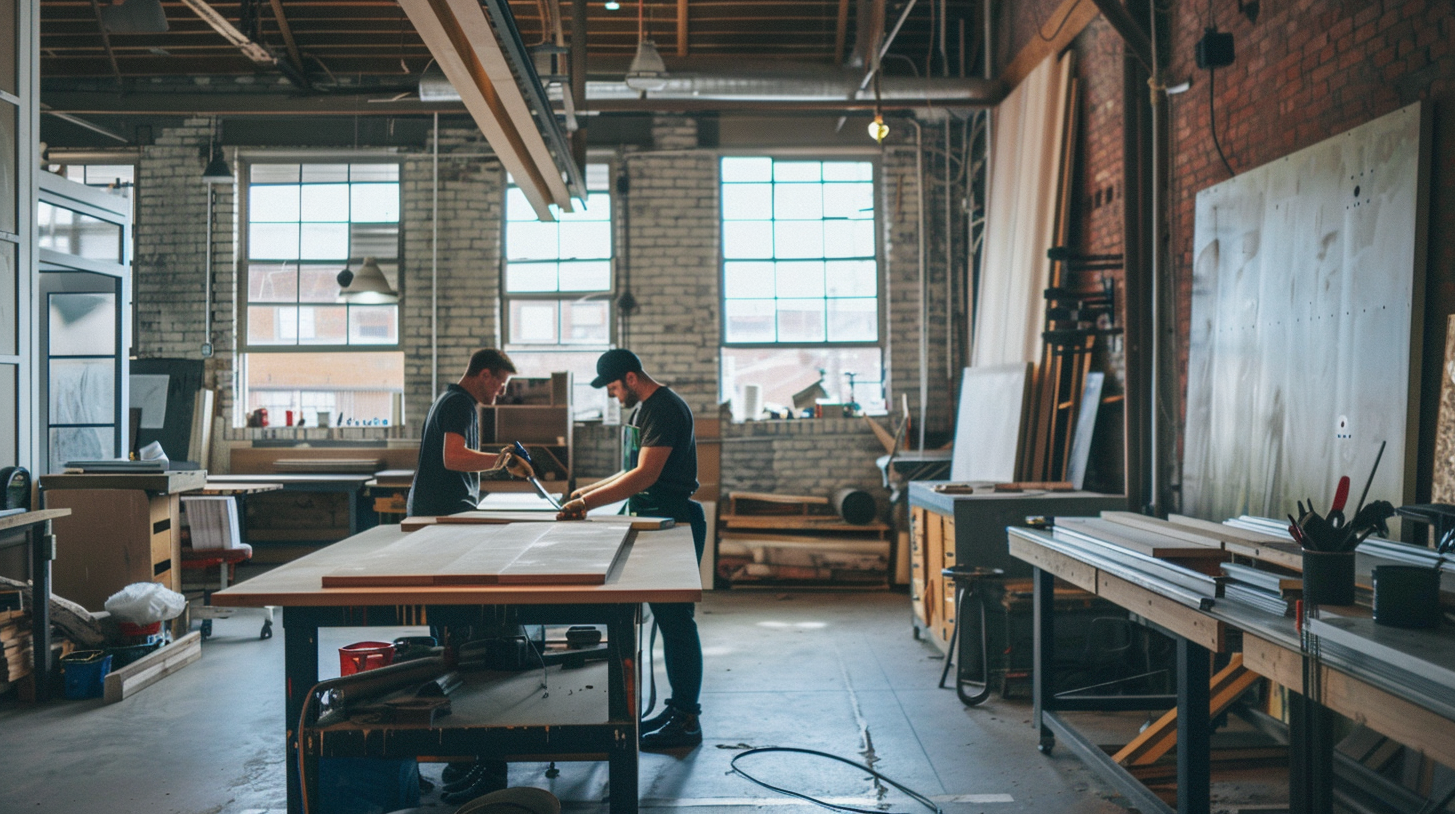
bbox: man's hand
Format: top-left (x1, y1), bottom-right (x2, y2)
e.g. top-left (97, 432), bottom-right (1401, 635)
top-left (570, 487), bottom-right (589, 500)
top-left (501, 449), bottom-right (535, 480)
top-left (556, 498), bottom-right (587, 521)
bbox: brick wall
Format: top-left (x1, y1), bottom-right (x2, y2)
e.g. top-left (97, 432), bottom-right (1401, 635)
top-left (719, 417), bottom-right (889, 506)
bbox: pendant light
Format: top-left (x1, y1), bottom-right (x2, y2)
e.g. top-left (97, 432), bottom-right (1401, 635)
top-left (624, 0), bottom-right (668, 92)
top-left (338, 257), bottom-right (399, 304)
top-left (202, 118), bottom-right (231, 184)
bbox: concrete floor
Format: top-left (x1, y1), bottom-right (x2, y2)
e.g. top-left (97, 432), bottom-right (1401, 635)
top-left (0, 589), bottom-right (1132, 814)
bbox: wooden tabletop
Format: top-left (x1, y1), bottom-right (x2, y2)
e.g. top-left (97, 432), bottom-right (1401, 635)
top-left (211, 523), bottom-right (703, 608)
top-left (0, 508), bottom-right (71, 534)
top-left (194, 482), bottom-right (285, 495)
top-left (40, 469), bottom-right (208, 494)
top-left (207, 473), bottom-right (373, 485)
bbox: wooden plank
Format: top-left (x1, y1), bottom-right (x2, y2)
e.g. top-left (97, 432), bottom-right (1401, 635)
top-left (1113, 654), bottom-right (1260, 766)
top-left (728, 491), bottom-right (829, 505)
top-left (1101, 511), bottom-right (1230, 548)
top-left (1000, 0), bottom-right (1099, 89)
top-left (0, 509), bottom-right (69, 533)
top-left (1055, 518), bottom-right (1230, 559)
top-left (1096, 572), bottom-right (1225, 651)
top-left (1007, 533), bottom-right (1097, 593)
top-left (401, 516), bottom-right (440, 531)
top-left (435, 512), bottom-right (673, 530)
top-left (103, 631), bottom-right (202, 703)
top-left (491, 524), bottom-right (633, 586)
top-left (863, 416), bottom-right (897, 454)
top-left (40, 470), bottom-right (206, 494)
top-left (322, 524), bottom-right (511, 588)
top-left (720, 514), bottom-right (889, 532)
top-left (195, 482), bottom-right (284, 495)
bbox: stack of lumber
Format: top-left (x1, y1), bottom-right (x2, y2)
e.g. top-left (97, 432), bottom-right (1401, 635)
top-left (0, 595), bottom-right (33, 684)
top-left (717, 492), bottom-right (891, 587)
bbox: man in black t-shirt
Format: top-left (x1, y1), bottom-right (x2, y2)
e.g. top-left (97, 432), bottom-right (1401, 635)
top-left (558, 349), bottom-right (707, 750)
top-left (407, 347), bottom-right (530, 516)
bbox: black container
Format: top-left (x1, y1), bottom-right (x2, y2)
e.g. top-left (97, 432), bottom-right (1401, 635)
top-left (1372, 565), bottom-right (1442, 628)
top-left (1302, 550), bottom-right (1356, 605)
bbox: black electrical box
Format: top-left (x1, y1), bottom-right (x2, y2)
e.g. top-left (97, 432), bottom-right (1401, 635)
top-left (1196, 28), bottom-right (1235, 68)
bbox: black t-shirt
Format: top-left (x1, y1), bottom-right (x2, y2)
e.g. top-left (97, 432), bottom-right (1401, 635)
top-left (407, 384), bottom-right (480, 516)
top-left (626, 386), bottom-right (699, 516)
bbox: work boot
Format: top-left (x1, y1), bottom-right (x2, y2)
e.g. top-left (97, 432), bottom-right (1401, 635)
top-left (441, 761), bottom-right (474, 785)
top-left (440, 761), bottom-right (508, 805)
top-left (639, 706), bottom-right (674, 735)
top-left (639, 709), bottom-right (702, 750)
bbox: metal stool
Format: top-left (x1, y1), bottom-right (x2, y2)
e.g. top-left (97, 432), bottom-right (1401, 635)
top-left (938, 565), bottom-right (1004, 706)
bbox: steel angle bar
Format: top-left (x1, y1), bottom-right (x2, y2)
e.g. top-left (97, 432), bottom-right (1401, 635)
top-left (1220, 562), bottom-right (1298, 594)
top-left (1041, 711), bottom-right (1174, 814)
top-left (1312, 638), bottom-right (1455, 723)
top-left (1051, 525), bottom-right (1222, 597)
top-left (1031, 531), bottom-right (1216, 609)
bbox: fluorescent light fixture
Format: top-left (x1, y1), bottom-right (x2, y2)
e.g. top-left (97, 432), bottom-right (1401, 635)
top-left (625, 40), bottom-right (669, 91)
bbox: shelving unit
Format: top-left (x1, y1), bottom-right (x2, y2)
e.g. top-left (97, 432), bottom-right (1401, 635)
top-left (479, 372), bottom-right (573, 491)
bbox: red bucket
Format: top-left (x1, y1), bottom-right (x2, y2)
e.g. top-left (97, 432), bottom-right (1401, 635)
top-left (339, 641), bottom-right (396, 675)
top-left (118, 620), bottom-right (162, 639)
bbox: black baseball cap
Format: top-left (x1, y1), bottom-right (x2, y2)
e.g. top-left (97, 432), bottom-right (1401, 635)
top-left (591, 348), bottom-right (643, 388)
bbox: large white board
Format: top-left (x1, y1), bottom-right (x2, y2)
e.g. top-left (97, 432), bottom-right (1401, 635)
top-left (1184, 102), bottom-right (1429, 526)
top-left (950, 363), bottom-right (1031, 483)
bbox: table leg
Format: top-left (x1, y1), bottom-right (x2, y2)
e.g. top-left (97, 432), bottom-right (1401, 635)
top-left (606, 605), bottom-right (640, 814)
top-left (1288, 691), bottom-right (1333, 814)
top-left (30, 522), bottom-right (53, 703)
top-left (1032, 566), bottom-right (1055, 752)
top-left (284, 608), bottom-right (320, 814)
top-left (1175, 637), bottom-right (1210, 814)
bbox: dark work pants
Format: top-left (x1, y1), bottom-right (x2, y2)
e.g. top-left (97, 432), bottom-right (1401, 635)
top-left (646, 500), bottom-right (707, 716)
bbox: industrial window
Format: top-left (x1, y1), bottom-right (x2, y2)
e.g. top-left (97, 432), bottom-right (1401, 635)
top-left (503, 163), bottom-right (613, 419)
top-left (239, 161), bottom-right (404, 428)
top-left (719, 157), bottom-right (885, 416)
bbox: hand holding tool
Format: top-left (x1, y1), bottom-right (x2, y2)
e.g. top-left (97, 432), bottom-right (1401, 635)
top-left (509, 442), bottom-right (563, 511)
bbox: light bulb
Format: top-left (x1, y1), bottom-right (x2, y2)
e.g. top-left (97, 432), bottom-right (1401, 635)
top-left (867, 115), bottom-right (890, 143)
top-left (605, 0), bottom-right (620, 8)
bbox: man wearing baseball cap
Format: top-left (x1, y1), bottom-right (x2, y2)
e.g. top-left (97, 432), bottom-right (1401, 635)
top-left (558, 348), bottom-right (707, 750)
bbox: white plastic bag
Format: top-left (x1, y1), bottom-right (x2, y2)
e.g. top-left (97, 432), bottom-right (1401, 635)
top-left (104, 582), bottom-right (187, 623)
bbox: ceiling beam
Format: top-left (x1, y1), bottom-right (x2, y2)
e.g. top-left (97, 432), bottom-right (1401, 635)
top-left (267, 0), bottom-right (307, 72)
top-left (176, 0), bottom-right (275, 64)
top-left (833, 0), bottom-right (849, 67)
top-left (677, 0), bottom-right (688, 58)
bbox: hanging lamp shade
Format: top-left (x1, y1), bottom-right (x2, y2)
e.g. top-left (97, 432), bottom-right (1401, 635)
top-left (338, 257), bottom-right (398, 303)
top-left (624, 40), bottom-right (669, 91)
top-left (202, 146), bottom-right (232, 185)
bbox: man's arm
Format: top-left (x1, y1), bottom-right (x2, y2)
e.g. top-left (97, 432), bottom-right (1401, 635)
top-left (558, 446), bottom-right (671, 518)
top-left (571, 469), bottom-right (628, 499)
top-left (442, 432), bottom-right (510, 473)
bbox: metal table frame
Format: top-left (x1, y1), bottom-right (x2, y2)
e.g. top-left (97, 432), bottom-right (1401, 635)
top-left (0, 509), bottom-right (68, 702)
top-left (285, 601), bottom-right (641, 814)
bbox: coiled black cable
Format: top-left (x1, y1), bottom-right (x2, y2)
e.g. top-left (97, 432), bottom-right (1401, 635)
top-left (729, 747), bottom-right (944, 814)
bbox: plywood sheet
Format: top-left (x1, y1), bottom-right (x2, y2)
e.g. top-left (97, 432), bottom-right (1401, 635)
top-left (1184, 102), bottom-right (1428, 528)
top-left (322, 522), bottom-right (633, 588)
top-left (1432, 314), bottom-right (1455, 503)
top-left (436, 511), bottom-right (673, 530)
top-left (950, 363), bottom-right (1032, 482)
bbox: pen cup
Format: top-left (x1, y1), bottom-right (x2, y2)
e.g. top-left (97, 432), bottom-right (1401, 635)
top-left (1372, 565), bottom-right (1441, 628)
top-left (1301, 550), bottom-right (1356, 606)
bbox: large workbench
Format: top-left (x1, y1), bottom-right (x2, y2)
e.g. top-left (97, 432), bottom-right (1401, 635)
top-left (212, 521), bottom-right (701, 814)
top-left (1008, 518), bottom-right (1455, 814)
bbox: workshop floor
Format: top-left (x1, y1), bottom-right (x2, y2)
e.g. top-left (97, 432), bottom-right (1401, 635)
top-left (0, 589), bottom-right (1137, 814)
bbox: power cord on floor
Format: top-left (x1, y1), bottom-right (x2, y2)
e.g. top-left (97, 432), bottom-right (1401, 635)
top-left (730, 747), bottom-right (944, 814)
top-left (639, 615), bottom-right (659, 720)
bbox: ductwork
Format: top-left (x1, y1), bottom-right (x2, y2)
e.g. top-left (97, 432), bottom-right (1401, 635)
top-left (420, 63), bottom-right (1003, 107)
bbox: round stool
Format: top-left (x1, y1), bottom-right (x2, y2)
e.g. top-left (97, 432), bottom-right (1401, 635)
top-left (938, 565), bottom-right (1004, 706)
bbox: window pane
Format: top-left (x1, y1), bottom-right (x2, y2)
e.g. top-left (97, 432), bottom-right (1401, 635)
top-left (560, 221), bottom-right (610, 260)
top-left (298, 305), bottom-right (348, 344)
top-left (244, 351), bottom-right (404, 427)
top-left (823, 162), bottom-right (873, 182)
top-left (511, 300), bottom-right (559, 343)
top-left (506, 187), bottom-right (537, 221)
top-left (299, 223), bottom-right (348, 260)
top-left (722, 184), bottom-right (772, 219)
top-left (249, 185), bottom-right (300, 222)
top-left (350, 222), bottom-right (399, 260)
top-left (773, 221), bottom-right (823, 258)
top-left (250, 164), bottom-right (299, 184)
top-left (0, 243), bottom-right (13, 355)
top-left (50, 358), bottom-right (115, 424)
top-left (297, 265), bottom-right (339, 303)
top-left (776, 261), bottom-right (824, 299)
top-left (348, 306), bottom-right (398, 344)
top-left (351, 183), bottom-right (400, 222)
top-left (561, 192), bottom-right (610, 222)
top-left (774, 162), bottom-right (821, 182)
top-left (823, 182), bottom-right (874, 219)
top-left (0, 106), bottom-right (11, 233)
top-left (774, 183), bottom-right (823, 220)
top-left (563, 301), bottom-right (610, 344)
top-left (248, 262), bottom-right (299, 302)
top-left (301, 164), bottom-right (349, 183)
top-left (723, 221), bottom-right (773, 259)
top-left (506, 263), bottom-right (559, 293)
top-left (249, 305), bottom-right (298, 344)
top-left (584, 163), bottom-right (612, 190)
top-left (827, 298), bottom-right (878, 342)
top-left (826, 260), bottom-right (877, 297)
top-left (507, 221), bottom-right (559, 261)
top-left (823, 220), bottom-right (875, 258)
top-left (723, 261), bottom-right (774, 299)
top-left (777, 299), bottom-right (826, 342)
top-left (301, 184), bottom-right (349, 221)
top-left (36, 203), bottom-right (123, 262)
top-left (721, 345), bottom-right (884, 414)
top-left (721, 156), bottom-right (772, 183)
top-left (50, 427), bottom-right (114, 474)
top-left (250, 222), bottom-right (300, 260)
top-left (349, 163), bottom-right (398, 182)
top-left (49, 292), bottom-right (115, 355)
top-left (558, 260), bottom-right (610, 292)
top-left (724, 299), bottom-right (776, 343)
